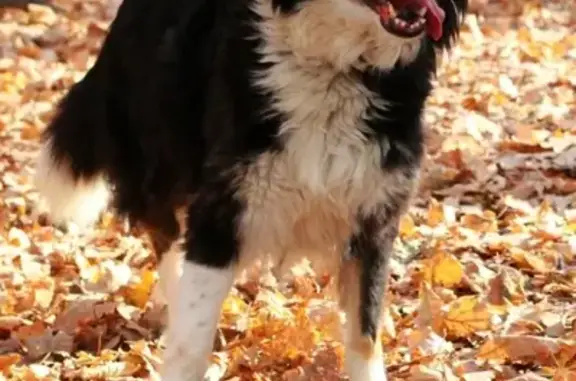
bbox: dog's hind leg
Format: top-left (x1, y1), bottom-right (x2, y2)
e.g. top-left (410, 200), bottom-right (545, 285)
top-left (160, 193), bottom-right (239, 381)
top-left (339, 207), bottom-right (403, 381)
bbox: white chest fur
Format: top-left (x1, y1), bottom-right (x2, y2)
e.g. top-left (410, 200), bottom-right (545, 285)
top-left (234, 4), bottom-right (418, 270)
top-left (237, 58), bottom-right (405, 270)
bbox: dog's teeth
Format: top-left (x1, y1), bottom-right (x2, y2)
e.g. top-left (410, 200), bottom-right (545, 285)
top-left (395, 19), bottom-right (407, 29)
top-left (417, 7), bottom-right (427, 16)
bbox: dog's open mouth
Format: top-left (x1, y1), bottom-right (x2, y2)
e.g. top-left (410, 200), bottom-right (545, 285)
top-left (372, 0), bottom-right (445, 41)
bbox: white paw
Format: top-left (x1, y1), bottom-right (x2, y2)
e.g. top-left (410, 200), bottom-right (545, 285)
top-left (345, 349), bottom-right (387, 381)
top-left (160, 355), bottom-right (209, 381)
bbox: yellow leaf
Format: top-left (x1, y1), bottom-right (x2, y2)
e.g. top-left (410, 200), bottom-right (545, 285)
top-left (399, 214), bottom-right (416, 237)
top-left (444, 296), bottom-right (491, 338)
top-left (424, 252), bottom-right (464, 288)
top-left (124, 269), bottom-right (156, 308)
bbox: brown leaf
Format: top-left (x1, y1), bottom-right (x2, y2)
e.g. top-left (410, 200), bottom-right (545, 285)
top-left (54, 299), bottom-right (116, 334)
top-left (22, 329), bottom-right (74, 360)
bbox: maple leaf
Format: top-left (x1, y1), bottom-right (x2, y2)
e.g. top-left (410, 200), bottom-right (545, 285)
top-left (444, 296), bottom-right (492, 338)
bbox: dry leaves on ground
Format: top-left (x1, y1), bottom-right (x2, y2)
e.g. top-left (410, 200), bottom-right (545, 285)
top-left (1, 0), bottom-right (575, 380)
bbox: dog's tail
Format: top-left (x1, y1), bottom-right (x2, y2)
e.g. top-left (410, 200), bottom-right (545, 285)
top-left (35, 68), bottom-right (111, 229)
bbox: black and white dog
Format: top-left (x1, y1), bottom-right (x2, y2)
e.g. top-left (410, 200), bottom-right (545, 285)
top-left (35, 0), bottom-right (467, 379)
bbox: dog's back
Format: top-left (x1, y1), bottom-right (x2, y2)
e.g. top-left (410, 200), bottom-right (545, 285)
top-left (35, 0), bottom-right (217, 240)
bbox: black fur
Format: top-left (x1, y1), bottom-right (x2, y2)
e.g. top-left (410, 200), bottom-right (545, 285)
top-left (352, 208), bottom-right (399, 341)
top-left (271, 0), bottom-right (309, 12)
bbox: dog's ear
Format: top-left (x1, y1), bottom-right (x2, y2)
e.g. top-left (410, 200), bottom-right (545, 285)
top-left (434, 0), bottom-right (468, 50)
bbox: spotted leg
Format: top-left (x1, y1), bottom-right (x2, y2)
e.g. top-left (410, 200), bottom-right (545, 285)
top-left (160, 195), bottom-right (239, 381)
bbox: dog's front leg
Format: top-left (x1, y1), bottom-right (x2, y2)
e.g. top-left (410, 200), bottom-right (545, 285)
top-left (339, 201), bottom-right (407, 381)
top-left (161, 261), bottom-right (233, 381)
top-left (160, 199), bottom-right (238, 381)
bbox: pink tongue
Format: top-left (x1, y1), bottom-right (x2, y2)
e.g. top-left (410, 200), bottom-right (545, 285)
top-left (416, 0), bottom-right (445, 40)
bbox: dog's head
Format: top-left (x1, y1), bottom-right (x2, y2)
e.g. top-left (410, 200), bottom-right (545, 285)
top-left (255, 0), bottom-right (467, 71)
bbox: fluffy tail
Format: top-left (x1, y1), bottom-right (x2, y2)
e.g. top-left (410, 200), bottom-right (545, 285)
top-left (34, 70), bottom-right (111, 229)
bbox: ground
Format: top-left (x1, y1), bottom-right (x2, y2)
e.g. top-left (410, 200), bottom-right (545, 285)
top-left (0, 0), bottom-right (575, 380)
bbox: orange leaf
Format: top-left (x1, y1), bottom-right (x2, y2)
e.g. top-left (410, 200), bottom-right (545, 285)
top-left (124, 269), bottom-right (156, 308)
top-left (0, 353), bottom-right (21, 374)
top-left (444, 296), bottom-right (491, 338)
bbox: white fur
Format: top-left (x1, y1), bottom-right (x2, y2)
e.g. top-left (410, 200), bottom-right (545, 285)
top-left (345, 348), bottom-right (387, 381)
top-left (161, 262), bottom-right (234, 381)
top-left (34, 139), bottom-right (109, 228)
top-left (236, 3), bottom-right (419, 270)
top-left (153, 240), bottom-right (184, 308)
top-left (253, 0), bottom-right (423, 72)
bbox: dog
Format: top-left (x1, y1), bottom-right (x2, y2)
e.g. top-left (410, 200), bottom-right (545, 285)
top-left (34, 0), bottom-right (467, 379)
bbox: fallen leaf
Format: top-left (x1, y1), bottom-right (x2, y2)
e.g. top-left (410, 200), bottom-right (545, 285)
top-left (424, 252), bottom-right (464, 288)
top-left (478, 335), bottom-right (565, 365)
top-left (123, 268), bottom-right (156, 308)
top-left (0, 353), bottom-right (21, 374)
top-left (444, 296), bottom-right (492, 338)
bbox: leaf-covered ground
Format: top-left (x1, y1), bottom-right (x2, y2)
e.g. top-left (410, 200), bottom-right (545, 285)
top-left (0, 0), bottom-right (575, 380)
